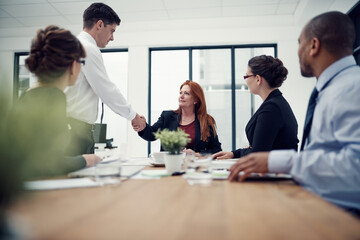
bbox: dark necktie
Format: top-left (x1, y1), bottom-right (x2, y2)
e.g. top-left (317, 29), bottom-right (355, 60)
top-left (300, 88), bottom-right (319, 151)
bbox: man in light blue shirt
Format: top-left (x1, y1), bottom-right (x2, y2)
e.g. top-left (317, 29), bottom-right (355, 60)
top-left (228, 11), bottom-right (360, 216)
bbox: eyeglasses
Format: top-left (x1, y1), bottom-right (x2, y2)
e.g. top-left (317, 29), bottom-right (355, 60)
top-left (76, 59), bottom-right (86, 66)
top-left (243, 74), bottom-right (256, 80)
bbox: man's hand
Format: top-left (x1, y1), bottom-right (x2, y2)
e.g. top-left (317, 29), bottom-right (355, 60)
top-left (132, 113), bottom-right (146, 132)
top-left (228, 152), bottom-right (269, 182)
top-left (212, 151), bottom-right (234, 160)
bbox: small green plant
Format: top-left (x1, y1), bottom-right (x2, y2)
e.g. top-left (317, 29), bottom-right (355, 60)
top-left (154, 128), bottom-right (191, 154)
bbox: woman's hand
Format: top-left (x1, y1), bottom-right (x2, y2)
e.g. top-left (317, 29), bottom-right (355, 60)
top-left (212, 151), bottom-right (234, 160)
top-left (83, 154), bottom-right (102, 167)
top-left (182, 148), bottom-right (202, 158)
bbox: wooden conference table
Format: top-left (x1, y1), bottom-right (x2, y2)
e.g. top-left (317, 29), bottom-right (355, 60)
top-left (11, 165), bottom-right (360, 240)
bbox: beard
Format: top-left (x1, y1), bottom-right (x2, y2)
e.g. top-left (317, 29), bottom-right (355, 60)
top-left (300, 61), bottom-right (314, 77)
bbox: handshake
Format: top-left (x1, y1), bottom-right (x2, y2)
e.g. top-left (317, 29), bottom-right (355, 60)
top-left (131, 113), bottom-right (146, 132)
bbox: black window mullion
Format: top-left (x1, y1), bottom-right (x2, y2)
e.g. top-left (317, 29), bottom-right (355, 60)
top-left (189, 48), bottom-right (192, 80)
top-left (148, 50), bottom-right (152, 155)
top-left (231, 47), bottom-right (236, 151)
top-left (13, 53), bottom-right (20, 100)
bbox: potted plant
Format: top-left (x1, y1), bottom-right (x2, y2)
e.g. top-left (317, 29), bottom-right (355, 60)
top-left (154, 128), bottom-right (190, 174)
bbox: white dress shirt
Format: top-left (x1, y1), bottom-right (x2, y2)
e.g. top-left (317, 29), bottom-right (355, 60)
top-left (268, 55), bottom-right (360, 211)
top-left (65, 31), bottom-right (136, 124)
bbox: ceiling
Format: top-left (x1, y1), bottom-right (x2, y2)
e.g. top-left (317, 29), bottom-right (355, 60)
top-left (0, 0), bottom-right (357, 29)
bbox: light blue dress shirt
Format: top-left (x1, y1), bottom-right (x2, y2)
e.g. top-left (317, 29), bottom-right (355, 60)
top-left (268, 55), bottom-right (360, 211)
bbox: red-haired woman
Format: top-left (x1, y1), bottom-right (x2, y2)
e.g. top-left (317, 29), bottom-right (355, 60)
top-left (138, 80), bottom-right (222, 156)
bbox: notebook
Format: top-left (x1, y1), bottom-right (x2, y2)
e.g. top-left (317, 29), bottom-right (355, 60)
top-left (68, 165), bottom-right (144, 178)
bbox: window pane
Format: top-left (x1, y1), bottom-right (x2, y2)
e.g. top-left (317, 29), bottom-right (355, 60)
top-left (150, 50), bottom-right (189, 152)
top-left (235, 48), bottom-right (253, 149)
top-left (254, 47), bottom-right (275, 57)
top-left (97, 51), bottom-right (128, 147)
top-left (234, 47), bottom-right (275, 149)
top-left (193, 49), bottom-right (231, 151)
top-left (149, 45), bottom-right (275, 154)
top-left (17, 55), bottom-right (37, 98)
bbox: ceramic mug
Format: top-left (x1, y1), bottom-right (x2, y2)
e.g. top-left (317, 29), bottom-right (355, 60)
top-left (149, 151), bottom-right (169, 163)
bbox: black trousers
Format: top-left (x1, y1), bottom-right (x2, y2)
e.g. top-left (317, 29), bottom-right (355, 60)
top-left (66, 117), bottom-right (95, 155)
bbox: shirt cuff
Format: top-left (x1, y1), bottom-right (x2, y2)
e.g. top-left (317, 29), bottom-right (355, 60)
top-left (268, 149), bottom-right (296, 173)
top-left (232, 150), bottom-right (240, 158)
top-left (127, 110), bottom-right (137, 121)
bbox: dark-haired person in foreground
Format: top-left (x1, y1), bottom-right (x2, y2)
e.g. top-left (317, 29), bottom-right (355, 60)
top-left (213, 55), bottom-right (298, 160)
top-left (7, 25), bottom-right (102, 179)
top-left (228, 11), bottom-right (360, 217)
top-left (65, 2), bottom-right (146, 156)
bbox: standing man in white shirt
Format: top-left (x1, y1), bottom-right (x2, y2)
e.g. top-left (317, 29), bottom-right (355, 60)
top-left (228, 11), bottom-right (360, 217)
top-left (65, 3), bottom-right (145, 155)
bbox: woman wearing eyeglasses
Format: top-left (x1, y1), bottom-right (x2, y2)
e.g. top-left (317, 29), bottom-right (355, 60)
top-left (213, 55), bottom-right (298, 160)
top-left (6, 25), bottom-right (102, 179)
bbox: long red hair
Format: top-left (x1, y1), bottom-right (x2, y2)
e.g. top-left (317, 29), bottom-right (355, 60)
top-left (175, 80), bottom-right (217, 142)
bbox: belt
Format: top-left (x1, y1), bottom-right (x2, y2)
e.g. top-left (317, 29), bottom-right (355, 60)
top-left (67, 117), bottom-right (95, 131)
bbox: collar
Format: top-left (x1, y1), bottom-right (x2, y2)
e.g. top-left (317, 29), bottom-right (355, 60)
top-left (316, 55), bottom-right (356, 92)
top-left (264, 89), bottom-right (281, 102)
top-left (78, 31), bottom-right (97, 48)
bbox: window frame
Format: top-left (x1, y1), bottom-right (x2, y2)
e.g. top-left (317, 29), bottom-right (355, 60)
top-left (13, 48), bottom-right (129, 147)
top-left (148, 44), bottom-right (277, 154)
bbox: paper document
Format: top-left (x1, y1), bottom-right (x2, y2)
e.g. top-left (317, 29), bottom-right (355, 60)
top-left (130, 170), bottom-right (170, 179)
top-left (24, 178), bottom-right (102, 191)
top-left (211, 159), bottom-right (238, 169)
top-left (211, 170), bottom-right (293, 181)
top-left (68, 165), bottom-right (144, 178)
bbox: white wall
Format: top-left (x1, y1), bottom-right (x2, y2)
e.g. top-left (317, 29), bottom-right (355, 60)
top-left (127, 46), bottom-right (149, 157)
top-left (0, 0), bottom-right (354, 157)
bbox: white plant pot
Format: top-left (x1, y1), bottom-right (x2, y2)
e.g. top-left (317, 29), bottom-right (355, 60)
top-left (164, 153), bottom-right (184, 175)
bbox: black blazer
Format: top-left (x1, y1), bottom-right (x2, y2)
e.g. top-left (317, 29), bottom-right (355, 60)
top-left (138, 111), bottom-right (222, 154)
top-left (233, 89), bottom-right (298, 158)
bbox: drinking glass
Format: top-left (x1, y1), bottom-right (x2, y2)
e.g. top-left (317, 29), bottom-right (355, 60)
top-left (184, 154), bottom-right (212, 186)
top-left (95, 162), bottom-right (122, 185)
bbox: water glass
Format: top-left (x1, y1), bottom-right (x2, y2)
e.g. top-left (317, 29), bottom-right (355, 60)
top-left (95, 162), bottom-right (122, 185)
top-left (185, 154), bottom-right (212, 186)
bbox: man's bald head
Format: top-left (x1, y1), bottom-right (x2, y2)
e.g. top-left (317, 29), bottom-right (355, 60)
top-left (303, 11), bottom-right (355, 58)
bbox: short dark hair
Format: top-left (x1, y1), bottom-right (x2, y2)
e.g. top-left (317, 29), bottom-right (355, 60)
top-left (25, 25), bottom-right (86, 83)
top-left (304, 11), bottom-right (355, 57)
top-left (83, 2), bottom-right (121, 29)
top-left (248, 55), bottom-right (288, 88)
